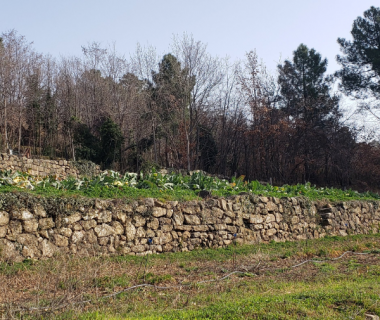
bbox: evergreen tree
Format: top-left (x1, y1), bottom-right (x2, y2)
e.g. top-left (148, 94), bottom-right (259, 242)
top-left (150, 54), bottom-right (195, 168)
top-left (336, 6), bottom-right (380, 99)
top-left (278, 44), bottom-right (345, 183)
top-left (278, 44), bottom-right (336, 124)
top-left (99, 118), bottom-right (124, 169)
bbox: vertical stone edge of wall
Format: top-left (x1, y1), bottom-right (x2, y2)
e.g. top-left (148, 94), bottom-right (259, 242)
top-left (0, 194), bottom-right (379, 262)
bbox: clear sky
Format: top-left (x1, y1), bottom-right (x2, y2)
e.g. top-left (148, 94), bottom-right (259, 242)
top-left (1, 0), bottom-right (377, 74)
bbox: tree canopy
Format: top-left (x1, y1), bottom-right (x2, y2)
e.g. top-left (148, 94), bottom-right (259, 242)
top-left (336, 6), bottom-right (380, 99)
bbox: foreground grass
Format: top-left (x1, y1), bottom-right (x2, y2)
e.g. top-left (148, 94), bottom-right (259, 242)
top-left (1, 234), bottom-right (380, 319)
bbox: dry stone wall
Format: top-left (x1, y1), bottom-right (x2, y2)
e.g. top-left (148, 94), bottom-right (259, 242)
top-left (0, 154), bottom-right (100, 178)
top-left (0, 194), bottom-right (380, 262)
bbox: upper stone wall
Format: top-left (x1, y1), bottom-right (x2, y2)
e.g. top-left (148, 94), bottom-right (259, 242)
top-left (0, 154), bottom-right (101, 178)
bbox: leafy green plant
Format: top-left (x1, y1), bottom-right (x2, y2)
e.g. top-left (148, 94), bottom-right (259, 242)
top-left (0, 169), bottom-right (379, 202)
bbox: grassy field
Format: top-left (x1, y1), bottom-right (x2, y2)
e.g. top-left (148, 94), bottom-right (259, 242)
top-left (1, 234), bottom-right (380, 319)
top-left (1, 169), bottom-right (380, 202)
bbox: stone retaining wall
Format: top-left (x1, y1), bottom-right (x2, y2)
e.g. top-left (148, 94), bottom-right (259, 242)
top-left (0, 154), bottom-right (100, 178)
top-left (0, 194), bottom-right (379, 262)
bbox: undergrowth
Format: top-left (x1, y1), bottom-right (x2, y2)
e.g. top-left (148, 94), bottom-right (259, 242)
top-left (0, 169), bottom-right (379, 202)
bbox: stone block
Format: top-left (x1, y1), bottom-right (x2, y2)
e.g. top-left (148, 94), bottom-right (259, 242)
top-left (125, 221), bottom-right (136, 240)
top-left (266, 202), bottom-right (277, 212)
top-left (58, 227), bottom-right (72, 238)
top-left (136, 227), bottom-right (146, 238)
top-left (152, 207), bottom-right (166, 217)
top-left (94, 224), bottom-right (115, 237)
top-left (135, 205), bottom-right (147, 214)
top-left (131, 244), bottom-right (146, 253)
top-left (250, 215), bottom-right (263, 224)
top-left (33, 205), bottom-right (47, 218)
top-left (133, 216), bottom-right (146, 227)
top-left (39, 218), bottom-right (55, 230)
top-left (81, 219), bottom-right (97, 231)
top-left (0, 225), bottom-right (7, 238)
top-left (161, 224), bottom-right (173, 232)
top-left (63, 212), bottom-right (82, 225)
top-left (53, 234), bottom-right (69, 247)
top-left (173, 211), bottom-right (184, 225)
top-left (111, 221), bottom-right (124, 235)
top-left (71, 231), bottom-right (85, 244)
top-left (184, 214), bottom-right (200, 225)
top-left (201, 208), bottom-right (216, 224)
top-left (0, 211), bottom-right (9, 226)
top-left (12, 209), bottom-right (34, 221)
top-left (23, 219), bottom-right (39, 233)
top-left (147, 218), bottom-right (159, 230)
top-left (97, 210), bottom-right (112, 223)
top-left (192, 225), bottom-right (209, 232)
top-left (40, 239), bottom-right (57, 258)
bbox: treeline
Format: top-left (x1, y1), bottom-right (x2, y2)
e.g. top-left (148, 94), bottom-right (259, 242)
top-left (0, 7), bottom-right (380, 191)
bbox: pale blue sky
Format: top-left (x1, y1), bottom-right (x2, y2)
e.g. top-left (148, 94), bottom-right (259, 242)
top-left (1, 1), bottom-right (377, 74)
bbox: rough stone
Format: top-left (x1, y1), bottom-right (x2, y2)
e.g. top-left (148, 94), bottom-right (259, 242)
top-left (0, 225), bottom-right (7, 238)
top-left (39, 218), bottom-right (55, 230)
top-left (40, 239), bottom-right (57, 258)
top-left (63, 212), bottom-right (82, 225)
top-left (184, 215), bottom-right (201, 225)
top-left (86, 229), bottom-right (98, 244)
top-left (7, 220), bottom-right (23, 238)
top-left (135, 205), bottom-right (147, 214)
top-left (33, 205), bottom-right (47, 218)
top-left (290, 216), bottom-right (300, 224)
top-left (81, 219), bottom-right (97, 231)
top-left (0, 211), bottom-right (10, 226)
top-left (12, 209), bottom-right (34, 221)
top-left (212, 207), bottom-right (224, 218)
top-left (53, 234), bottom-right (69, 247)
top-left (111, 221), bottom-right (124, 235)
top-left (133, 216), bottom-right (146, 227)
top-left (125, 221), bottom-right (136, 240)
top-left (266, 202), bottom-right (277, 212)
top-left (250, 215), bottom-right (264, 224)
top-left (0, 239), bottom-right (23, 262)
top-left (152, 207), bottom-right (166, 217)
top-left (192, 225), bottom-right (209, 232)
top-left (136, 227), bottom-right (146, 238)
top-left (161, 224), bottom-right (173, 232)
top-left (98, 210), bottom-right (112, 223)
top-left (266, 228), bottom-right (277, 236)
top-left (71, 231), bottom-right (85, 244)
top-left (131, 244), bottom-right (145, 253)
top-left (23, 219), bottom-right (39, 233)
top-left (266, 214), bottom-right (276, 223)
top-left (173, 211), bottom-right (184, 225)
top-left (94, 224), bottom-right (115, 237)
top-left (147, 218), bottom-right (159, 230)
top-left (72, 223), bottom-right (83, 231)
top-left (115, 211), bottom-right (127, 224)
top-left (58, 227), bottom-right (72, 238)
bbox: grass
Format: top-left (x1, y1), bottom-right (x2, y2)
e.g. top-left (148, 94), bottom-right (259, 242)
top-left (1, 169), bottom-right (380, 202)
top-left (1, 234), bottom-right (379, 319)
